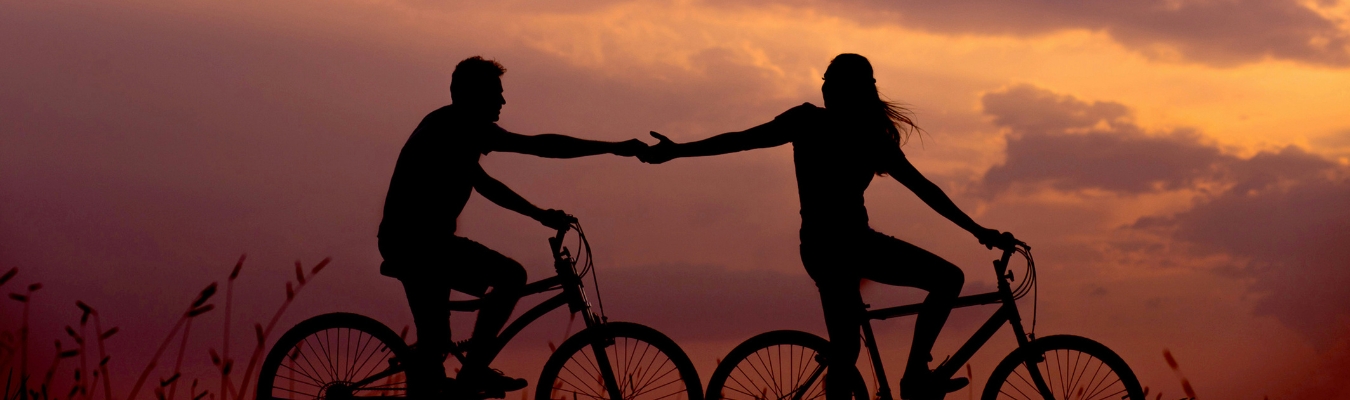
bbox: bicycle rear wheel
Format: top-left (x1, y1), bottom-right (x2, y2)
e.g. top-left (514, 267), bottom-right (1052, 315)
top-left (981, 335), bottom-right (1143, 400)
top-left (537, 322), bottom-right (702, 400)
top-left (258, 313), bottom-right (411, 400)
top-left (706, 331), bottom-right (867, 400)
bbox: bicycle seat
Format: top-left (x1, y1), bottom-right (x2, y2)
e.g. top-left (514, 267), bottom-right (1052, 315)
top-left (380, 261), bottom-right (485, 312)
top-left (447, 298), bottom-right (483, 312)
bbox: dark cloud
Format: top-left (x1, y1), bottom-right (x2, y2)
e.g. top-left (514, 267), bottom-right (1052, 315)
top-left (1136, 169), bottom-right (1350, 344)
top-left (975, 84), bottom-right (1350, 343)
top-left (980, 84), bottom-right (1132, 134)
top-left (736, 0), bottom-right (1350, 67)
top-left (978, 85), bottom-right (1343, 197)
top-left (978, 84), bottom-right (1232, 195)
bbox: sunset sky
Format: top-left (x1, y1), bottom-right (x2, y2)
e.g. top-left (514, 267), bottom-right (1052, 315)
top-left (4, 0), bottom-right (1350, 398)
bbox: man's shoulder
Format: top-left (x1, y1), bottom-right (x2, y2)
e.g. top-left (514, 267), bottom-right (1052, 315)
top-left (420, 105), bottom-right (458, 124)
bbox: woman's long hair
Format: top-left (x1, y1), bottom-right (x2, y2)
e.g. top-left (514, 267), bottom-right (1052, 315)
top-left (825, 53), bottom-right (921, 175)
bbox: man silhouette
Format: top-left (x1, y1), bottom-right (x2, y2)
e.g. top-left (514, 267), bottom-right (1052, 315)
top-left (378, 56), bottom-right (645, 397)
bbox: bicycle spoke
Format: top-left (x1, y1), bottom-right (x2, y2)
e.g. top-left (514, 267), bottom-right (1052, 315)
top-left (725, 367), bottom-right (764, 399)
top-left (348, 332), bottom-right (383, 383)
top-left (789, 350), bottom-right (819, 400)
top-left (1083, 376), bottom-right (1122, 400)
top-left (628, 371), bottom-right (684, 399)
top-left (737, 353), bottom-right (774, 399)
top-left (299, 335), bottom-right (333, 381)
top-left (629, 362), bottom-right (675, 397)
top-left (318, 328), bottom-right (336, 382)
top-left (271, 384), bottom-right (320, 398)
top-left (750, 350), bottom-right (782, 400)
top-left (989, 342), bottom-right (1141, 400)
top-left (1069, 348), bottom-right (1086, 397)
top-left (559, 364), bottom-right (607, 399)
top-left (298, 342), bottom-right (332, 385)
top-left (1002, 370), bottom-right (1034, 399)
top-left (276, 363), bottom-right (324, 387)
top-left (1011, 368), bottom-right (1036, 393)
top-left (998, 387), bottom-right (1030, 400)
top-left (1078, 358), bottom-right (1109, 400)
top-left (632, 353), bottom-right (672, 396)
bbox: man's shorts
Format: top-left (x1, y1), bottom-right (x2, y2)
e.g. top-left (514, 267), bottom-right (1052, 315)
top-left (378, 236), bottom-right (523, 297)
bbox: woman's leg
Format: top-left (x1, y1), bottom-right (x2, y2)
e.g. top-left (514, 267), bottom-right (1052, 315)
top-left (855, 233), bottom-right (964, 381)
top-left (801, 239), bottom-right (865, 400)
top-left (816, 278), bottom-right (866, 400)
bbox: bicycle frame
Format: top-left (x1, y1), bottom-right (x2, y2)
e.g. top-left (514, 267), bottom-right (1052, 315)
top-left (432, 226), bottom-right (627, 400)
top-left (348, 227), bottom-right (605, 389)
top-left (449, 227), bottom-right (606, 367)
top-left (856, 246), bottom-right (1053, 400)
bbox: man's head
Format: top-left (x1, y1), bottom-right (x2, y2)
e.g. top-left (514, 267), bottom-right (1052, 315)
top-left (450, 56), bottom-right (507, 122)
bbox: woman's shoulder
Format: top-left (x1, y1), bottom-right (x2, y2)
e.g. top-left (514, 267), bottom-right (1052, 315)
top-left (774, 102), bottom-right (826, 122)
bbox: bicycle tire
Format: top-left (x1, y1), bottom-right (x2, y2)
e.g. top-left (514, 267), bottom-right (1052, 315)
top-left (981, 335), bottom-right (1144, 400)
top-left (258, 312), bottom-right (412, 400)
top-left (706, 330), bottom-right (867, 400)
top-left (537, 322), bottom-right (703, 400)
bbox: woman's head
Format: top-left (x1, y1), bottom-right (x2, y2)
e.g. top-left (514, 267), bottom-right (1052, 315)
top-left (821, 54), bottom-right (920, 162)
top-left (821, 53), bottom-right (876, 109)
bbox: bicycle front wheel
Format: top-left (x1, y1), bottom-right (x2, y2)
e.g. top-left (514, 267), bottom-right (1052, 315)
top-left (257, 313), bottom-right (411, 400)
top-left (537, 322), bottom-right (702, 400)
top-left (706, 330), bottom-right (866, 400)
top-left (982, 335), bottom-right (1144, 400)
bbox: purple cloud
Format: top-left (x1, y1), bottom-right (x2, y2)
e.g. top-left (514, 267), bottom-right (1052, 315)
top-left (975, 84), bottom-right (1350, 343)
top-left (977, 84), bottom-right (1232, 195)
top-left (732, 0), bottom-right (1350, 67)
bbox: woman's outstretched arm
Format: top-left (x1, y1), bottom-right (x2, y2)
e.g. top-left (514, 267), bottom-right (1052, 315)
top-left (639, 121), bottom-right (790, 164)
top-left (886, 153), bottom-right (1000, 242)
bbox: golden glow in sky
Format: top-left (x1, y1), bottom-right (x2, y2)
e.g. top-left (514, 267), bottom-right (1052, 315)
top-left (3, 1), bottom-right (1350, 399)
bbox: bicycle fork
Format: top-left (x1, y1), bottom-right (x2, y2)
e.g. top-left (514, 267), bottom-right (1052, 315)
top-left (587, 336), bottom-right (626, 400)
top-left (996, 255), bottom-right (1056, 400)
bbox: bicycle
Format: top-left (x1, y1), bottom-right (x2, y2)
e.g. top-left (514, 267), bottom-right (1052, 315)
top-left (257, 221), bottom-right (704, 400)
top-left (705, 243), bottom-right (1144, 400)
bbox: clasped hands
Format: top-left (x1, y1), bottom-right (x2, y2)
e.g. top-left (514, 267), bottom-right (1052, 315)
top-left (612, 131), bottom-right (679, 164)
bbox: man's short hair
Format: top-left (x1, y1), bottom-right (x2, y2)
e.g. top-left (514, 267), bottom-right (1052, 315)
top-left (450, 56), bottom-right (506, 100)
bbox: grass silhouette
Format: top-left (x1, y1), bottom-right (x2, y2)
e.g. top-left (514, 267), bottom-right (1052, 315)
top-left (2, 261), bottom-right (1221, 400)
top-left (0, 257), bottom-right (328, 400)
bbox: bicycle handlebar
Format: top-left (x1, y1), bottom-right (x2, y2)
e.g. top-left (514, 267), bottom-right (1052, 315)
top-left (548, 215), bottom-right (579, 252)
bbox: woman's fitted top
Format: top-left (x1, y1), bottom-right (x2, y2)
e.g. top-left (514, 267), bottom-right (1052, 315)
top-left (769, 103), bottom-right (902, 237)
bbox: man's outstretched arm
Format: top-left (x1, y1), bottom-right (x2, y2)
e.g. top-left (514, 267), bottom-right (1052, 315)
top-left (470, 164), bottom-right (573, 229)
top-left (495, 131), bottom-right (646, 158)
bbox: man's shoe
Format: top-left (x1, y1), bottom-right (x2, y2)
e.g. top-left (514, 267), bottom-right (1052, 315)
top-left (458, 368), bottom-right (528, 394)
top-left (899, 374), bottom-right (968, 400)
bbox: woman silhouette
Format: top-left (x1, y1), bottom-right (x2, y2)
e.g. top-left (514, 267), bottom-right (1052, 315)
top-left (640, 53), bottom-right (1017, 400)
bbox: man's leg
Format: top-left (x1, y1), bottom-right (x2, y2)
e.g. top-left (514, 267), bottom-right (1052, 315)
top-left (400, 277), bottom-right (452, 398)
top-left (447, 237), bottom-right (528, 391)
top-left (463, 260), bottom-right (525, 369)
